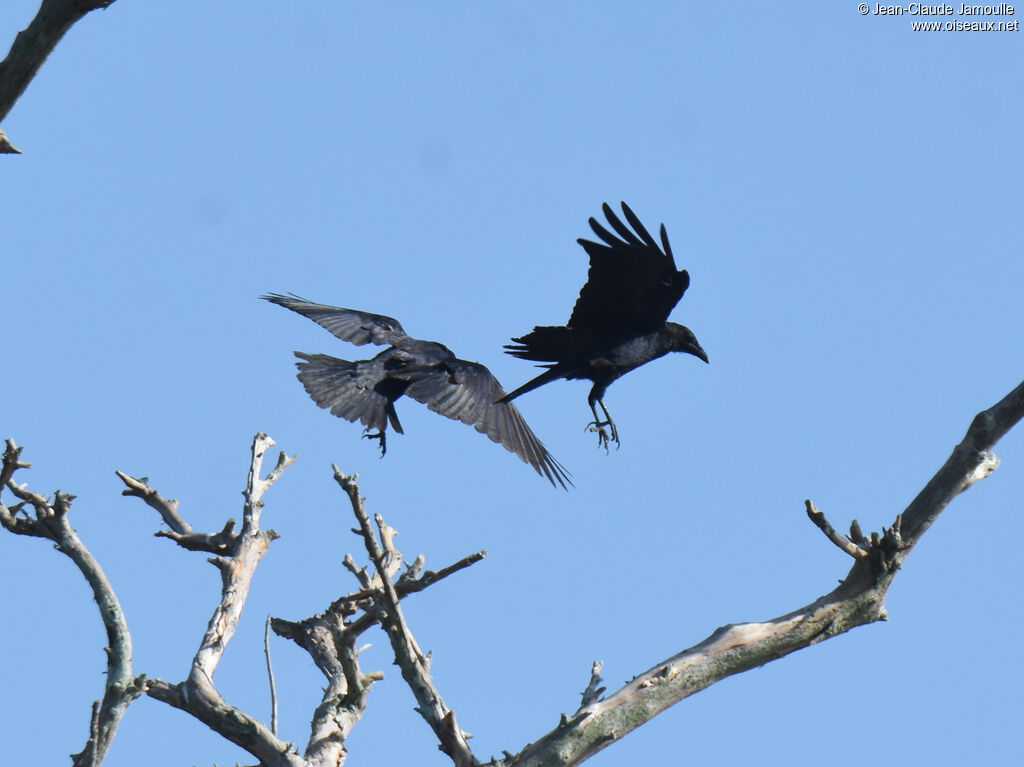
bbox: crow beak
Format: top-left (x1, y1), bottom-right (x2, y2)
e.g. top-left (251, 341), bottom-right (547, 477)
top-left (690, 341), bottom-right (709, 364)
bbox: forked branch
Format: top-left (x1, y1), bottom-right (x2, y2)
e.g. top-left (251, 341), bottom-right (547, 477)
top-left (120, 432), bottom-right (302, 767)
top-left (332, 467), bottom-right (478, 767)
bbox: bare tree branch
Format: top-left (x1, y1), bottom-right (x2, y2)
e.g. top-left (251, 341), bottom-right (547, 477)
top-left (267, 472), bottom-right (484, 766)
top-left (333, 467), bottom-right (477, 767)
top-left (112, 432), bottom-right (486, 767)
top-left (321, 547), bottom-right (486, 641)
top-left (116, 470), bottom-right (191, 535)
top-left (0, 0), bottom-right (118, 132)
top-left (272, 606), bottom-right (381, 766)
top-left (119, 432), bottom-right (302, 767)
top-left (6, 373), bottom-right (1020, 767)
top-left (805, 499), bottom-right (869, 559)
top-left (894, 378), bottom-right (1023, 548)
top-left (506, 377), bottom-right (1024, 767)
top-left (0, 439), bottom-right (145, 767)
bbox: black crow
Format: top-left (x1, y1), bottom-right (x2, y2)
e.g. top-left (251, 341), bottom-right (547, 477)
top-left (502, 202), bottom-right (708, 450)
top-left (264, 294), bottom-right (570, 488)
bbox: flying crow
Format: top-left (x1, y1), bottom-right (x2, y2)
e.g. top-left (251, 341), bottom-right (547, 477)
top-left (502, 202), bottom-right (708, 449)
top-left (264, 294), bottom-right (570, 488)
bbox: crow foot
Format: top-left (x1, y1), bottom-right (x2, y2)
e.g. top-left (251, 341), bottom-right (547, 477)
top-left (585, 419), bottom-right (620, 453)
top-left (362, 429), bottom-right (387, 457)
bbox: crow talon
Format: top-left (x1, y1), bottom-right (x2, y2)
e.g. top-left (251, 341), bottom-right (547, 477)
top-left (362, 430), bottom-right (387, 456)
top-left (586, 420), bottom-right (617, 453)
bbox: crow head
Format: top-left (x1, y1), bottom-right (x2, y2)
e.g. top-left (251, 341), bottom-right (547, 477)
top-left (668, 323), bottom-right (708, 364)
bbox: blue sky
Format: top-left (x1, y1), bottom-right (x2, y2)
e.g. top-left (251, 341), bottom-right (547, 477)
top-left (2, 2), bottom-right (1021, 765)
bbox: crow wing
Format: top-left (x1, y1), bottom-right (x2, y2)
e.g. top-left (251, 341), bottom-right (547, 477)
top-left (569, 202), bottom-right (689, 332)
top-left (262, 294), bottom-right (411, 347)
top-left (404, 360), bottom-right (571, 489)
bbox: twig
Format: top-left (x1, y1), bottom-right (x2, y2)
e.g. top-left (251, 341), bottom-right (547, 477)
top-left (335, 548), bottom-right (488, 638)
top-left (310, 550), bottom-right (489, 683)
top-left (577, 661), bottom-right (605, 710)
top-left (804, 499), bottom-right (868, 559)
top-left (265, 616), bottom-right (279, 736)
top-left (116, 470), bottom-right (190, 535)
top-left (154, 518), bottom-right (237, 554)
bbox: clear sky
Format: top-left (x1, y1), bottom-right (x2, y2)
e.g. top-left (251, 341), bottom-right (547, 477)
top-left (2, 2), bottom-right (1021, 765)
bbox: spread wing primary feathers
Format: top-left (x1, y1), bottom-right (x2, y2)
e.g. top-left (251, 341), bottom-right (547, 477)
top-left (570, 202), bottom-right (690, 332)
top-left (263, 293), bottom-right (570, 488)
top-left (263, 293), bottom-right (410, 347)
top-left (403, 360), bottom-right (569, 489)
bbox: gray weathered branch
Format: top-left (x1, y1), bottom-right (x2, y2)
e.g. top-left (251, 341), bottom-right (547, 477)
top-left (333, 467), bottom-right (477, 767)
top-left (5, 374), bottom-right (1021, 766)
top-left (0, 439), bottom-right (145, 767)
top-left (266, 469), bottom-right (484, 766)
top-left (271, 606), bottom-right (381, 766)
top-left (504, 378), bottom-right (1024, 767)
top-left (120, 432), bottom-right (303, 767)
top-left (116, 469), bottom-right (191, 535)
top-left (115, 433), bottom-right (484, 767)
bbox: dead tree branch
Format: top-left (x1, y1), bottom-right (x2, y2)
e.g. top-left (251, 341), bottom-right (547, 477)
top-left (267, 469), bottom-right (485, 766)
top-left (804, 499), bottom-right (869, 559)
top-left (118, 434), bottom-right (486, 766)
top-left (5, 426), bottom-right (483, 767)
top-left (120, 432), bottom-right (303, 767)
top-left (271, 604), bottom-right (380, 766)
top-left (0, 439), bottom-right (145, 767)
top-left (332, 468), bottom-right (476, 767)
top-left (4, 374), bottom-right (1020, 766)
top-left (505, 377), bottom-right (1024, 767)
top-left (0, 0), bottom-right (118, 136)
top-left (116, 470), bottom-right (191, 535)
top-left (894, 378), bottom-right (1022, 546)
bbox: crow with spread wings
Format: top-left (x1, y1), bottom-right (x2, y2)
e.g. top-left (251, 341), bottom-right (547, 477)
top-left (502, 202), bottom-right (708, 450)
top-left (263, 294), bottom-right (570, 488)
